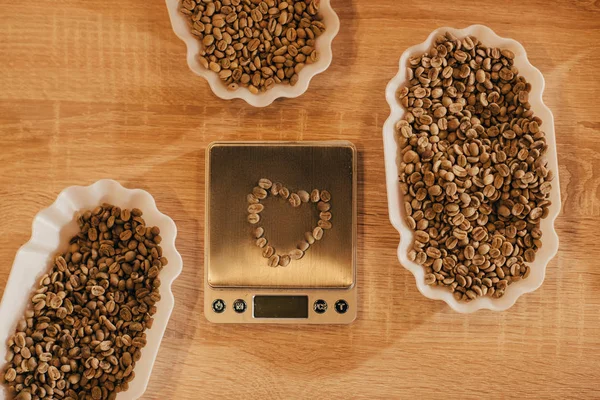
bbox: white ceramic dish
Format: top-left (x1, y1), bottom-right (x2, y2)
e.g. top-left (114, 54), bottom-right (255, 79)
top-left (165, 0), bottom-right (340, 107)
top-left (0, 180), bottom-right (183, 399)
top-left (383, 25), bottom-right (561, 313)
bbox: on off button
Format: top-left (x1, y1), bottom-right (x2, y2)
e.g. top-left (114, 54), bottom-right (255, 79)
top-left (212, 299), bottom-right (226, 313)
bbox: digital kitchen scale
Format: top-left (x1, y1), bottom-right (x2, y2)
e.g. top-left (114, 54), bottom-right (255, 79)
top-left (205, 141), bottom-right (357, 324)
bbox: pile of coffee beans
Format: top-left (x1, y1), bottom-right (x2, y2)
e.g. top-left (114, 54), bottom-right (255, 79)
top-left (396, 32), bottom-right (554, 301)
top-left (2, 205), bottom-right (167, 399)
top-left (180, 0), bottom-right (325, 93)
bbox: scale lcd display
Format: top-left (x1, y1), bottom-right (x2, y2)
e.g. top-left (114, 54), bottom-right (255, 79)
top-left (253, 295), bottom-right (309, 318)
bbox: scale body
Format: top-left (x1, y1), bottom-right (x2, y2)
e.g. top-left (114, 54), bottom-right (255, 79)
top-left (205, 141), bottom-right (357, 324)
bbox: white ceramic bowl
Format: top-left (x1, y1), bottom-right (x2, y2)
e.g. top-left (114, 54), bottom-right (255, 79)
top-left (0, 180), bottom-right (183, 399)
top-left (165, 0), bottom-right (340, 107)
top-left (383, 25), bottom-right (561, 313)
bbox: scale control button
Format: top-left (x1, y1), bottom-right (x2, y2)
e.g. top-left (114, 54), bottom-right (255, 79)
top-left (233, 299), bottom-right (247, 314)
top-left (313, 299), bottom-right (328, 314)
top-left (212, 299), bottom-right (226, 313)
top-left (335, 300), bottom-right (349, 314)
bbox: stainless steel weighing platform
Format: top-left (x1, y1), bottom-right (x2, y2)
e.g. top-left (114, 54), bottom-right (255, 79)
top-left (205, 141), bottom-right (357, 324)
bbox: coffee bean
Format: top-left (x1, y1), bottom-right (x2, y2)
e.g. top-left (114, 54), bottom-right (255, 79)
top-left (290, 249), bottom-right (304, 260)
top-left (268, 255), bottom-right (280, 268)
top-left (247, 194), bottom-right (259, 204)
top-left (253, 227), bottom-right (265, 239)
top-left (317, 201), bottom-right (330, 212)
top-left (319, 211), bottom-right (332, 221)
top-left (424, 273), bottom-right (436, 285)
top-left (298, 241), bottom-right (310, 251)
top-left (289, 193), bottom-right (301, 207)
top-left (297, 190), bottom-right (310, 203)
top-left (279, 187), bottom-right (290, 199)
top-left (4, 368), bottom-right (16, 382)
top-left (304, 232), bottom-right (315, 244)
top-left (120, 230), bottom-right (132, 241)
top-left (262, 246), bottom-right (275, 258)
top-left (318, 220), bottom-right (332, 230)
top-left (312, 227), bottom-right (324, 240)
top-left (320, 190), bottom-right (331, 202)
top-left (310, 189), bottom-right (320, 202)
top-left (279, 255), bottom-right (291, 267)
top-left (248, 204), bottom-right (265, 214)
top-left (247, 213), bottom-right (261, 224)
top-left (271, 182), bottom-right (283, 196)
top-left (90, 286), bottom-right (105, 297)
top-left (252, 187), bottom-right (268, 200)
top-left (258, 178), bottom-right (273, 189)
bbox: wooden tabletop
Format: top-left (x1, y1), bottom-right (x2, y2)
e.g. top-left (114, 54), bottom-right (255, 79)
top-left (1, 0), bottom-right (599, 398)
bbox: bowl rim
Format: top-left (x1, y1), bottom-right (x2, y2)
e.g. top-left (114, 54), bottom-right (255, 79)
top-left (0, 179), bottom-right (183, 399)
top-left (164, 0), bottom-right (340, 107)
top-left (382, 24), bottom-right (561, 313)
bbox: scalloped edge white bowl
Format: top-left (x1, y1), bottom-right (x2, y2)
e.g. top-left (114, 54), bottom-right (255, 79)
top-left (383, 25), bottom-right (561, 313)
top-left (165, 0), bottom-right (340, 107)
top-left (0, 180), bottom-right (183, 399)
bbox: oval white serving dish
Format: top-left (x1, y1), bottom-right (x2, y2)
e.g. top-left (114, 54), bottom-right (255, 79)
top-left (0, 179), bottom-right (183, 399)
top-left (165, 0), bottom-right (340, 107)
top-left (382, 25), bottom-right (561, 313)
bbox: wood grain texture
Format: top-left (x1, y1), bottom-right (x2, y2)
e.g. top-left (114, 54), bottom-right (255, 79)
top-left (1, 0), bottom-right (599, 398)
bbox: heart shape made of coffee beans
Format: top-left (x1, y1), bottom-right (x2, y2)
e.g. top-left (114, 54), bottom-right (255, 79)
top-left (246, 178), bottom-right (333, 268)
